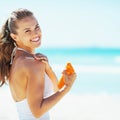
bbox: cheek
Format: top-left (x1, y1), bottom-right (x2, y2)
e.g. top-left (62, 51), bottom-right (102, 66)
top-left (16, 35), bottom-right (28, 45)
top-left (19, 34), bottom-right (30, 41)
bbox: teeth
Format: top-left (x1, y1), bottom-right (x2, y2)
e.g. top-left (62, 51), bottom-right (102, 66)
top-left (32, 38), bottom-right (39, 42)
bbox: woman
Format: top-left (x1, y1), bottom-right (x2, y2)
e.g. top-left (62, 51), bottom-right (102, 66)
top-left (0, 8), bottom-right (76, 120)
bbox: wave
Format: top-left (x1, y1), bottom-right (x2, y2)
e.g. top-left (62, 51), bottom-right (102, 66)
top-left (52, 64), bottom-right (120, 74)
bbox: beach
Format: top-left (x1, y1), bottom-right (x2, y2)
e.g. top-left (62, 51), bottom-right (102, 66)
top-left (0, 0), bottom-right (120, 119)
top-left (50, 93), bottom-right (120, 120)
top-left (0, 86), bottom-right (120, 120)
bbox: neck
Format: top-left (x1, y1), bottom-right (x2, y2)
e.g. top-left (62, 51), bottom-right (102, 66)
top-left (17, 47), bottom-right (34, 55)
top-left (17, 47), bottom-right (35, 54)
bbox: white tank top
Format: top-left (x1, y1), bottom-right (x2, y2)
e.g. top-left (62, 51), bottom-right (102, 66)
top-left (16, 73), bottom-right (54, 120)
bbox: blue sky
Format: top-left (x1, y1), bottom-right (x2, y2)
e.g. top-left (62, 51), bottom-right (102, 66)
top-left (0, 0), bottom-right (120, 48)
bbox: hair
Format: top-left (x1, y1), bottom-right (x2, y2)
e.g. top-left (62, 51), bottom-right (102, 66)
top-left (0, 8), bottom-right (33, 86)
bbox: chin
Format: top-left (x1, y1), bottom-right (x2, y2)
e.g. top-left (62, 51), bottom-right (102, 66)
top-left (35, 42), bottom-right (41, 48)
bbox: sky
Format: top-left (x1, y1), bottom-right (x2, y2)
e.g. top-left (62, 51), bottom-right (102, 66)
top-left (0, 0), bottom-right (120, 48)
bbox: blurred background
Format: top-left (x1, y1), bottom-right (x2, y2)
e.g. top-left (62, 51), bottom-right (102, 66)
top-left (0, 0), bottom-right (120, 120)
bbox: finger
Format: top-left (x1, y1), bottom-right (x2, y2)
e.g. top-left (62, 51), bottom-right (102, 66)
top-left (41, 60), bottom-right (47, 64)
top-left (36, 53), bottom-right (47, 58)
top-left (35, 53), bottom-right (44, 56)
top-left (34, 56), bottom-right (42, 60)
top-left (34, 53), bottom-right (46, 57)
top-left (33, 55), bottom-right (48, 61)
top-left (62, 70), bottom-right (66, 74)
top-left (33, 54), bottom-right (42, 60)
top-left (41, 57), bottom-right (48, 61)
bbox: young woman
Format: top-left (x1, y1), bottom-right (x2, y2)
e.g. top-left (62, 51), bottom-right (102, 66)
top-left (0, 8), bottom-right (76, 120)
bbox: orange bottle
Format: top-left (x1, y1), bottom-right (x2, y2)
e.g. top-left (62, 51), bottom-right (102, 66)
top-left (58, 63), bottom-right (75, 89)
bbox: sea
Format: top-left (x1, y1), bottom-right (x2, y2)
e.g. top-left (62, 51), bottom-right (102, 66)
top-left (36, 47), bottom-right (120, 95)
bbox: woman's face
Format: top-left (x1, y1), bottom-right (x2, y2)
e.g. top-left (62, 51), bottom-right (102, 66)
top-left (11, 16), bottom-right (42, 52)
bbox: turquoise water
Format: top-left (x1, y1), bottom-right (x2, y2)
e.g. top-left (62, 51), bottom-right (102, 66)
top-left (36, 47), bottom-right (120, 66)
top-left (36, 47), bottom-right (120, 95)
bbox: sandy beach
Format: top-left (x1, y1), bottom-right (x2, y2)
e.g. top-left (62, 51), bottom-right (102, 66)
top-left (50, 93), bottom-right (120, 120)
top-left (0, 86), bottom-right (120, 120)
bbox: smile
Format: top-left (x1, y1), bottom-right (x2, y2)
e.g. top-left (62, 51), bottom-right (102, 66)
top-left (31, 37), bottom-right (40, 42)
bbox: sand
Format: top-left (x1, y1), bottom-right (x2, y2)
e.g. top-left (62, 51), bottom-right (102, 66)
top-left (0, 87), bottom-right (120, 120)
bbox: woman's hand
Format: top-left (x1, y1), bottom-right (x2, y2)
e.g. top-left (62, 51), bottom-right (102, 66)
top-left (62, 70), bottom-right (77, 91)
top-left (33, 53), bottom-right (51, 72)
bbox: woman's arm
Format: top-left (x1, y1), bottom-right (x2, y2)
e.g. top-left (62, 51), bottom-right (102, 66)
top-left (33, 53), bottom-right (59, 92)
top-left (42, 60), bottom-right (59, 92)
top-left (26, 60), bottom-right (76, 118)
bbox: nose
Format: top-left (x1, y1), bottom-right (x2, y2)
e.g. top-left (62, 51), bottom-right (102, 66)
top-left (32, 29), bottom-right (42, 37)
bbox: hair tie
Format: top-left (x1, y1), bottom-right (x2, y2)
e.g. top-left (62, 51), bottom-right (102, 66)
top-left (8, 18), bottom-right (11, 32)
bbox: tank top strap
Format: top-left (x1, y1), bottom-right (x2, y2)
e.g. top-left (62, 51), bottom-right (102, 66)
top-left (10, 46), bottom-right (17, 65)
top-left (10, 46), bottom-right (34, 65)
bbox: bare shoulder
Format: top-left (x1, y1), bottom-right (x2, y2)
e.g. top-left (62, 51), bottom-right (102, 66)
top-left (14, 56), bottom-right (45, 75)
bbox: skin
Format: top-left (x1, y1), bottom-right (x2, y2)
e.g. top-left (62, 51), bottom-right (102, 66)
top-left (9, 15), bottom-right (76, 118)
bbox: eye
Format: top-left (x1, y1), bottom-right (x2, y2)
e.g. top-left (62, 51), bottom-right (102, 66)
top-left (35, 25), bottom-right (40, 30)
top-left (25, 30), bottom-right (31, 33)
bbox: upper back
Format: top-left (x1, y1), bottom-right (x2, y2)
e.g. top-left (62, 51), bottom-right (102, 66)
top-left (9, 55), bottom-right (45, 101)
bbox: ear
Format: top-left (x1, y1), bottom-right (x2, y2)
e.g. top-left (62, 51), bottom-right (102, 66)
top-left (10, 33), bottom-right (18, 42)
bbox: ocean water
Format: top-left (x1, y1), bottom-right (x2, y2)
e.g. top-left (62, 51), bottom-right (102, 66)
top-left (36, 47), bottom-right (120, 95)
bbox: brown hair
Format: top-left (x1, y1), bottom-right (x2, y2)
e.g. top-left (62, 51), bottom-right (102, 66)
top-left (0, 8), bottom-right (33, 86)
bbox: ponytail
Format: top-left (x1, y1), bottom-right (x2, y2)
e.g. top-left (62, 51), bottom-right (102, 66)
top-left (0, 8), bottom-right (33, 86)
top-left (0, 19), bottom-right (15, 86)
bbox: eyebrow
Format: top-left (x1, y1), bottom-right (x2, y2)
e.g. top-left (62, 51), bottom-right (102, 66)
top-left (23, 24), bottom-right (39, 31)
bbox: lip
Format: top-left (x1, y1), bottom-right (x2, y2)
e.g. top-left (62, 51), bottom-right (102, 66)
top-left (31, 37), bottom-right (40, 42)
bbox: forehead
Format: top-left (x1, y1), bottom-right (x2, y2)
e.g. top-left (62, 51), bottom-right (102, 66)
top-left (16, 16), bottom-right (38, 30)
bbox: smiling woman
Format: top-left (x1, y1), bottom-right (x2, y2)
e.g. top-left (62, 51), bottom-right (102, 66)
top-left (0, 8), bottom-right (76, 120)
top-left (10, 14), bottom-right (42, 51)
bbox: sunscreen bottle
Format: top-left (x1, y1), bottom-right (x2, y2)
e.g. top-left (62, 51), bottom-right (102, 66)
top-left (58, 63), bottom-right (75, 89)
